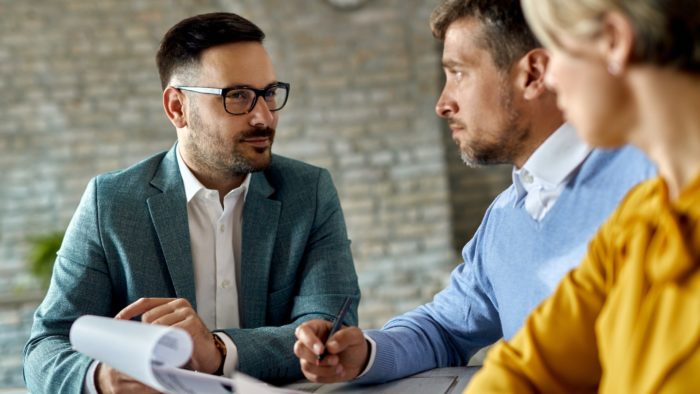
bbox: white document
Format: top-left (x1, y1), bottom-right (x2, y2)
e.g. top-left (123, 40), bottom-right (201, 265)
top-left (70, 315), bottom-right (301, 394)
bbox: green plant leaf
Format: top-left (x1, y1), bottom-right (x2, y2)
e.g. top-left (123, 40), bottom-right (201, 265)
top-left (27, 232), bottom-right (64, 290)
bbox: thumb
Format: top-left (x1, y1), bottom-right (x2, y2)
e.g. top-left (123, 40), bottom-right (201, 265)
top-left (325, 326), bottom-right (364, 354)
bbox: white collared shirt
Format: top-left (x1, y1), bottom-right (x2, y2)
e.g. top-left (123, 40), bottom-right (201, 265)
top-left (176, 146), bottom-right (248, 376)
top-left (512, 123), bottom-right (592, 221)
top-left (177, 147), bottom-right (249, 330)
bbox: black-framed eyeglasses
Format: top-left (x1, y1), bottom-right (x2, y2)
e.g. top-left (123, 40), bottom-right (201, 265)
top-left (175, 82), bottom-right (290, 115)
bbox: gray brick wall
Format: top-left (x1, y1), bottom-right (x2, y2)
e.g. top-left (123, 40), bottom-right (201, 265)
top-left (0, 294), bottom-right (39, 391)
top-left (0, 0), bottom-right (511, 389)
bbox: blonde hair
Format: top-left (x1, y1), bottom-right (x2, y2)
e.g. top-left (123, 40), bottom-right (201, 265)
top-left (521, 0), bottom-right (700, 73)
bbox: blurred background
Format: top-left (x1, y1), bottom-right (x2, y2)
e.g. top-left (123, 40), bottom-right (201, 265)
top-left (0, 0), bottom-right (511, 390)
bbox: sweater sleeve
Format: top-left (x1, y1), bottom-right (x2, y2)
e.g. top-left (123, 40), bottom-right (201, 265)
top-left (357, 208), bottom-right (503, 384)
top-left (465, 208), bottom-right (619, 393)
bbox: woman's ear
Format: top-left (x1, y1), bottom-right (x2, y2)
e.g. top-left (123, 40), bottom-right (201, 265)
top-left (600, 11), bottom-right (635, 75)
top-left (518, 48), bottom-right (550, 100)
top-left (163, 86), bottom-right (188, 128)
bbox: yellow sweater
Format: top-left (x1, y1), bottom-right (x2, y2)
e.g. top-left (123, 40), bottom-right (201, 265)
top-left (466, 175), bottom-right (700, 393)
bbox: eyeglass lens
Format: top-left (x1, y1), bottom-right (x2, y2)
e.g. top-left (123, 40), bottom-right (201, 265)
top-left (224, 86), bottom-right (288, 114)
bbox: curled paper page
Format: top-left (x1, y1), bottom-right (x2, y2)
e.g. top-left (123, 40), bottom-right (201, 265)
top-left (70, 315), bottom-right (302, 394)
top-left (71, 315), bottom-right (233, 393)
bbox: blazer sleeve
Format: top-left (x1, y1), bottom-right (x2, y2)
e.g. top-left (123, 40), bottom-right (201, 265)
top-left (223, 168), bottom-right (360, 383)
top-left (23, 178), bottom-right (115, 394)
top-left (464, 214), bottom-right (616, 393)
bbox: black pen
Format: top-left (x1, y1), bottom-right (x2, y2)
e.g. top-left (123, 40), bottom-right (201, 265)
top-left (318, 296), bottom-right (353, 361)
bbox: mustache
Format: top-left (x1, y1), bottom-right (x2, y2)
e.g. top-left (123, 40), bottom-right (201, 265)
top-left (240, 127), bottom-right (275, 140)
top-left (447, 118), bottom-right (466, 129)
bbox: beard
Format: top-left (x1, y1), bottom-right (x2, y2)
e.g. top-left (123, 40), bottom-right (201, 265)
top-left (185, 107), bottom-right (274, 177)
top-left (455, 86), bottom-right (529, 168)
top-left (457, 125), bottom-right (527, 168)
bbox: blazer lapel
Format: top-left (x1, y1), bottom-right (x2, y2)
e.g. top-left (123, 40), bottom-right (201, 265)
top-left (239, 171), bottom-right (281, 328)
top-left (146, 146), bottom-right (197, 309)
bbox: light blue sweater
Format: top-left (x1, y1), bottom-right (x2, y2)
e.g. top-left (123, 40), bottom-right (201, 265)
top-left (359, 146), bottom-right (656, 384)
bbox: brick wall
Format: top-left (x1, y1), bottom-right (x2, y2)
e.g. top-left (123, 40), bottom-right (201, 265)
top-left (0, 0), bottom-right (511, 388)
top-left (0, 293), bottom-right (40, 390)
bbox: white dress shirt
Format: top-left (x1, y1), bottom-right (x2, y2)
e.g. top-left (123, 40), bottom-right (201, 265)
top-left (176, 146), bottom-right (248, 377)
top-left (512, 123), bottom-right (591, 221)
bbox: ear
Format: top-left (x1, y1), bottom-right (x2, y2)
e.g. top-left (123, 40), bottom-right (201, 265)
top-left (163, 86), bottom-right (188, 128)
top-left (516, 48), bottom-right (550, 100)
top-left (600, 11), bottom-right (634, 75)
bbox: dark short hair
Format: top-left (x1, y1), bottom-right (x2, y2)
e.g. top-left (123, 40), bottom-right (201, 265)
top-left (430, 0), bottom-right (540, 71)
top-left (156, 12), bottom-right (265, 89)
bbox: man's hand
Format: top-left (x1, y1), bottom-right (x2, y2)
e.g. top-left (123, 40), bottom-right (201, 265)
top-left (115, 298), bottom-right (222, 374)
top-left (95, 363), bottom-right (160, 394)
top-left (293, 319), bottom-right (369, 383)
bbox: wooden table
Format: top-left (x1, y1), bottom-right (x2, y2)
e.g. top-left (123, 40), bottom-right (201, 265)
top-left (284, 367), bottom-right (479, 393)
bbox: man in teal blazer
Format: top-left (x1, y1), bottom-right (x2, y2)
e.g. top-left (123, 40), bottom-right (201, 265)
top-left (24, 12), bottom-right (359, 393)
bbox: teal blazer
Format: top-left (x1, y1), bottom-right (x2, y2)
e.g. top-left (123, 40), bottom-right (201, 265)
top-left (23, 146), bottom-right (360, 392)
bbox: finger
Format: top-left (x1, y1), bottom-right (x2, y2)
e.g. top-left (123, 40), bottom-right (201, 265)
top-left (297, 319), bottom-right (332, 337)
top-left (325, 326), bottom-right (365, 355)
top-left (110, 369), bottom-right (160, 392)
top-left (140, 298), bottom-right (193, 324)
top-left (295, 321), bottom-right (330, 356)
top-left (294, 340), bottom-right (337, 365)
top-left (149, 310), bottom-right (188, 326)
top-left (142, 300), bottom-right (191, 325)
top-left (300, 358), bottom-right (344, 382)
top-left (115, 298), bottom-right (176, 320)
top-left (293, 339), bottom-right (314, 361)
top-left (118, 380), bottom-right (161, 393)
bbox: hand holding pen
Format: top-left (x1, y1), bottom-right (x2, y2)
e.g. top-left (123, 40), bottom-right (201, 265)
top-left (318, 296), bottom-right (353, 361)
top-left (294, 296), bottom-right (370, 383)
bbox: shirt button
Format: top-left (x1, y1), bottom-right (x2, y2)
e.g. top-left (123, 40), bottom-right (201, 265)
top-left (221, 280), bottom-right (230, 289)
top-left (219, 224), bottom-right (225, 232)
top-left (522, 171), bottom-right (534, 184)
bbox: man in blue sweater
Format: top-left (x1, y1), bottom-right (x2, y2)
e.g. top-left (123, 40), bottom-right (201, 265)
top-left (293, 0), bottom-right (655, 384)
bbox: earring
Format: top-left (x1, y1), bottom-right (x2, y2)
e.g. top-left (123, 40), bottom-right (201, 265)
top-left (608, 61), bottom-right (621, 76)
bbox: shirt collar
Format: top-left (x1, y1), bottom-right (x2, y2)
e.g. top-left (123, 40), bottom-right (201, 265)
top-left (176, 144), bottom-right (251, 203)
top-left (519, 123), bottom-right (592, 186)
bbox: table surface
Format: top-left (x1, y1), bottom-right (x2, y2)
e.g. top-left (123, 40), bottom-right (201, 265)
top-left (284, 367), bottom-right (479, 394)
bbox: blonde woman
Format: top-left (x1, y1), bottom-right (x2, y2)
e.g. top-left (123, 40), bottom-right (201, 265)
top-left (466, 0), bottom-right (700, 392)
